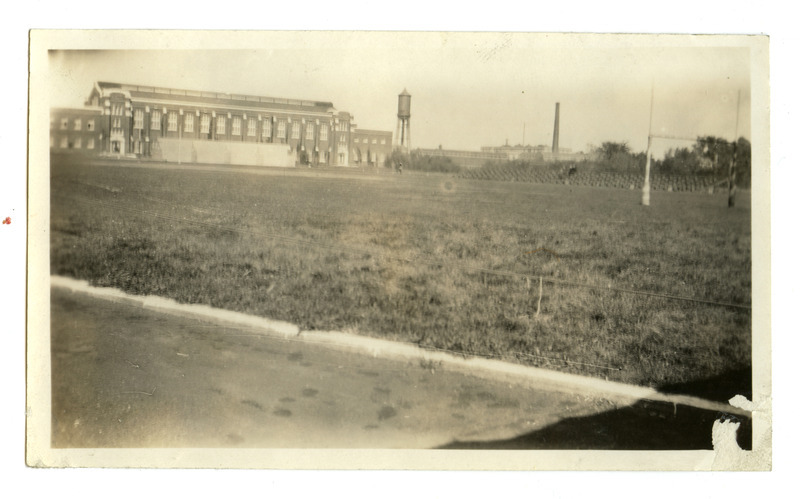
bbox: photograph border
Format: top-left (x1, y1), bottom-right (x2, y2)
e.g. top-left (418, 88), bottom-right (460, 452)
top-left (26, 29), bottom-right (772, 471)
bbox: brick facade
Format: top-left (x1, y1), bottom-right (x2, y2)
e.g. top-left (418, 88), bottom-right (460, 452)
top-left (351, 129), bottom-right (393, 167)
top-left (51, 82), bottom-right (392, 168)
top-left (50, 107), bottom-right (105, 154)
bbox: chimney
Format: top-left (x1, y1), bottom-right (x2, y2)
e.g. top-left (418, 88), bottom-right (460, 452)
top-left (552, 102), bottom-right (560, 154)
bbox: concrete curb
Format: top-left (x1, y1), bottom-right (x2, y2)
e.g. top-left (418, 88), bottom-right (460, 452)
top-left (51, 275), bottom-right (750, 417)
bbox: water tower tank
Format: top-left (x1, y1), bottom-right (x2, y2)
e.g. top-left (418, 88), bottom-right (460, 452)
top-left (397, 89), bottom-right (411, 118)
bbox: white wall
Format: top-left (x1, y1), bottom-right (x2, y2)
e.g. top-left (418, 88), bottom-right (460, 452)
top-left (158, 138), bottom-right (295, 167)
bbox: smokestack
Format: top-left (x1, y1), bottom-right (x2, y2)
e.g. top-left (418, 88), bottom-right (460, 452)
top-left (552, 102), bottom-right (560, 154)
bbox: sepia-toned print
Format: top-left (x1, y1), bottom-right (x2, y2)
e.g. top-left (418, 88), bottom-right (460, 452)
top-left (27, 31), bottom-right (770, 470)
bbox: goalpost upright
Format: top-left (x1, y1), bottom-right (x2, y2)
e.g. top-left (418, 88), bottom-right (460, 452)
top-left (728, 89), bottom-right (742, 208)
top-left (642, 84), bottom-right (742, 208)
top-left (642, 82), bottom-right (654, 206)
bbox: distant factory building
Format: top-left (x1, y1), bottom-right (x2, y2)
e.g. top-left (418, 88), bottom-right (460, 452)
top-left (50, 81), bottom-right (392, 168)
top-left (417, 142), bottom-right (585, 169)
top-left (480, 143), bottom-right (586, 163)
top-left (418, 102), bottom-right (585, 168)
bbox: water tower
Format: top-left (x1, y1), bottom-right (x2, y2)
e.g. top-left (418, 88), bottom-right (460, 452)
top-left (396, 88), bottom-right (411, 154)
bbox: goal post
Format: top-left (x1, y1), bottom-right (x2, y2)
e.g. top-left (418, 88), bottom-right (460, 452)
top-left (641, 85), bottom-right (742, 207)
top-left (642, 83), bottom-right (654, 206)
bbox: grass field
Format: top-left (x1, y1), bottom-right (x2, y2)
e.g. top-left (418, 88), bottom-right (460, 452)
top-left (50, 157), bottom-right (752, 395)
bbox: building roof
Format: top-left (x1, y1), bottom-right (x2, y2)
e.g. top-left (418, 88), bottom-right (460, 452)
top-left (417, 148), bottom-right (506, 159)
top-left (353, 128), bottom-right (392, 135)
top-left (51, 107), bottom-right (103, 115)
top-left (95, 82), bottom-right (336, 115)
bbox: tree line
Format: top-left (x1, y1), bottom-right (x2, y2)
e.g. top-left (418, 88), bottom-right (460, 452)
top-left (591, 136), bottom-right (752, 187)
top-left (384, 135), bottom-right (752, 188)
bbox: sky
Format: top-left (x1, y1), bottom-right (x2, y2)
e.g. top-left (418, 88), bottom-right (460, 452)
top-left (47, 32), bottom-right (753, 158)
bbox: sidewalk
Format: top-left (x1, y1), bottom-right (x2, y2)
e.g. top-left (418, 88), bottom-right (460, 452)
top-left (49, 278), bottom-right (750, 450)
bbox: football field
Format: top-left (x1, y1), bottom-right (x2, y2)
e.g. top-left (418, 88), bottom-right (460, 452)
top-left (50, 157), bottom-right (752, 397)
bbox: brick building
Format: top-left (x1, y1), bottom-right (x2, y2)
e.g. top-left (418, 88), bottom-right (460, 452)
top-left (50, 82), bottom-right (392, 168)
top-left (350, 128), bottom-right (393, 167)
top-left (50, 107), bottom-right (106, 155)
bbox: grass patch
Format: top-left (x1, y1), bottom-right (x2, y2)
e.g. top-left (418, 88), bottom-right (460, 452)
top-left (50, 159), bottom-right (752, 391)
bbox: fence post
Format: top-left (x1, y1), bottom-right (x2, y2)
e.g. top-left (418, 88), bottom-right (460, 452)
top-left (536, 276), bottom-right (543, 318)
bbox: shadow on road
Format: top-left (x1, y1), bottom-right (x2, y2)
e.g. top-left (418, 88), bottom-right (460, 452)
top-left (438, 369), bottom-right (752, 450)
top-left (658, 366), bottom-right (751, 404)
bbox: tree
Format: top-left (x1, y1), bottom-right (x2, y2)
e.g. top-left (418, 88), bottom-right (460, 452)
top-left (592, 141), bottom-right (644, 173)
top-left (387, 149), bottom-right (408, 169)
top-left (693, 136), bottom-right (731, 174)
top-left (733, 137), bottom-right (752, 188)
top-left (659, 147), bottom-right (703, 175)
top-left (597, 141), bottom-right (631, 162)
top-left (691, 136), bottom-right (751, 187)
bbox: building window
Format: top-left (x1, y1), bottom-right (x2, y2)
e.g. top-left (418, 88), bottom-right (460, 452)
top-left (232, 117), bottom-right (241, 136)
top-left (381, 138), bottom-right (386, 145)
top-left (247, 118), bottom-right (256, 137)
top-left (291, 122), bottom-right (300, 140)
top-left (112, 117), bottom-right (122, 130)
top-left (306, 124), bottom-right (314, 140)
top-left (277, 120), bottom-right (286, 139)
top-left (184, 113), bottom-right (194, 133)
top-left (200, 114), bottom-right (210, 134)
top-left (151, 110), bottom-right (161, 130)
top-left (87, 120), bottom-right (95, 131)
top-left (112, 104), bottom-right (124, 116)
top-left (60, 136), bottom-right (68, 148)
top-left (319, 124), bottom-right (328, 141)
top-left (60, 118), bottom-right (68, 130)
top-left (168, 112), bottom-right (178, 132)
top-left (216, 116), bottom-right (226, 136)
top-left (262, 119), bottom-right (272, 140)
top-left (74, 137), bottom-right (82, 149)
top-left (133, 109), bottom-right (144, 129)
top-left (87, 138), bottom-right (95, 149)
top-left (74, 118), bottom-right (82, 131)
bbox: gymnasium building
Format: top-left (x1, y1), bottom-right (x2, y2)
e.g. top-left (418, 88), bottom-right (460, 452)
top-left (50, 81), bottom-right (393, 168)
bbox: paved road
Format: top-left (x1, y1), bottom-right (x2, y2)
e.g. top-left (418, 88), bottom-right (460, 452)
top-left (50, 287), bottom-right (748, 450)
